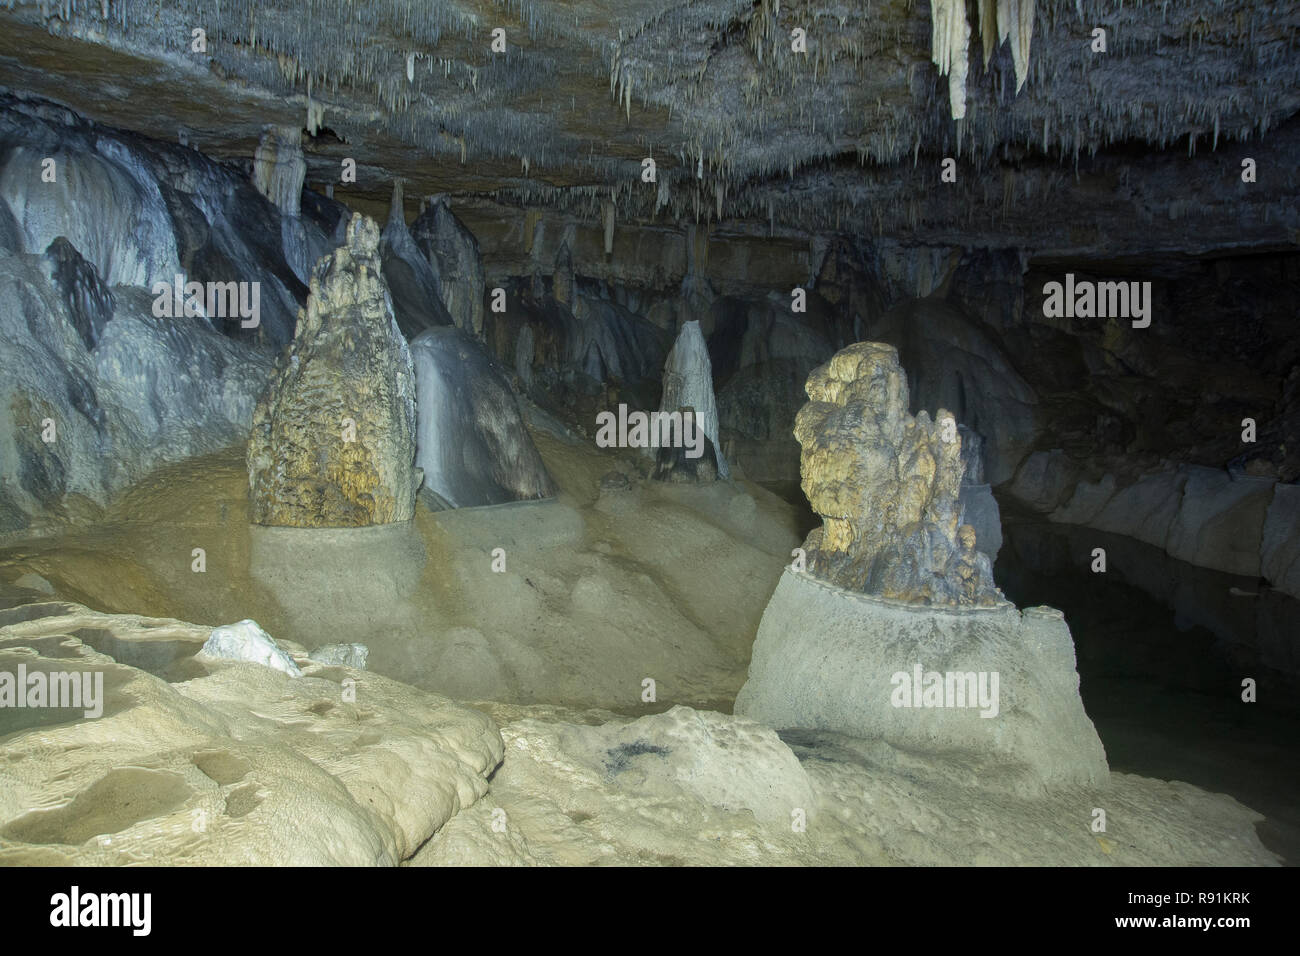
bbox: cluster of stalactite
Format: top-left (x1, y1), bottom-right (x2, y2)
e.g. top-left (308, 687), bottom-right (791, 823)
top-left (930, 0), bottom-right (1039, 120)
top-left (9, 0), bottom-right (1297, 239)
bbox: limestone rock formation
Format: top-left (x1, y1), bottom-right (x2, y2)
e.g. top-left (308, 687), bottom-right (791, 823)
top-left (410, 197), bottom-right (485, 337)
top-left (735, 569), bottom-right (1109, 794)
top-left (478, 271), bottom-right (672, 432)
top-left (1010, 459), bottom-right (1300, 596)
top-left (248, 214), bottom-right (420, 527)
top-left (0, 240), bottom-right (270, 532)
top-left (251, 125), bottom-right (306, 219)
top-left (414, 700), bottom-right (1269, 866)
top-left (410, 326), bottom-right (555, 508)
top-left (654, 319), bottom-right (728, 480)
top-left (0, 94), bottom-right (316, 349)
top-left (795, 342), bottom-right (1000, 606)
top-left (271, 155), bottom-right (337, 294)
top-left (42, 237), bottom-right (114, 350)
top-left (380, 180), bottom-right (454, 337)
top-left (307, 642), bottom-right (370, 669)
top-left (0, 603), bottom-right (502, 865)
top-left (0, 144), bottom-right (180, 290)
top-left (1, 2), bottom-right (1294, 256)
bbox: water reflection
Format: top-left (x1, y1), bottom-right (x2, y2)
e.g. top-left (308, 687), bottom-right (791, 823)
top-left (997, 514), bottom-right (1300, 864)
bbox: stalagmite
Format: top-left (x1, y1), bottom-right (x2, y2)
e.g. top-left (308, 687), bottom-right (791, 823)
top-left (654, 320), bottom-right (728, 481)
top-left (248, 214), bottom-right (420, 527)
top-left (793, 343), bottom-right (997, 606)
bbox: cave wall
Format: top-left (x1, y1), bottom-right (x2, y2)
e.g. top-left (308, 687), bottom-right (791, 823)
top-left (2, 83), bottom-right (1298, 599)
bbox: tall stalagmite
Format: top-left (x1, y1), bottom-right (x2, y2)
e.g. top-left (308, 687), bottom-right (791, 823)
top-left (248, 214), bottom-right (420, 526)
top-left (654, 319), bottom-right (728, 480)
top-left (794, 342), bottom-right (999, 606)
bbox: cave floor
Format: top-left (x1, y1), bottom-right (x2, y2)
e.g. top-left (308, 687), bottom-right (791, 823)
top-left (0, 441), bottom-right (1291, 865)
top-left (0, 424), bottom-right (804, 713)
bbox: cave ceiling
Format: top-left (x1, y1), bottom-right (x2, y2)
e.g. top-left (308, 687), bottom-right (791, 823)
top-left (0, 0), bottom-right (1297, 257)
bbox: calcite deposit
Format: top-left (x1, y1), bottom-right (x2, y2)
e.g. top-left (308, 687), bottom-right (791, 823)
top-left (0, 603), bottom-right (502, 866)
top-left (248, 214), bottom-right (420, 527)
top-left (652, 319), bottom-right (727, 482)
top-left (795, 342), bottom-right (999, 606)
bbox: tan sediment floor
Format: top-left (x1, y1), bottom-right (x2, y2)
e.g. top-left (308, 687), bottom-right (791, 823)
top-left (0, 427), bottom-right (803, 712)
top-left (0, 436), bottom-right (1282, 866)
top-left (1, 604), bottom-right (1277, 866)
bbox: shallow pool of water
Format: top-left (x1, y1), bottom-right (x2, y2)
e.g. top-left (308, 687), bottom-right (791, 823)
top-left (996, 514), bottom-right (1300, 865)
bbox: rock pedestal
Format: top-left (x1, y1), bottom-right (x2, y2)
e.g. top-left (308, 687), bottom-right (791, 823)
top-left (736, 341), bottom-right (1102, 794)
top-left (735, 569), bottom-right (1109, 794)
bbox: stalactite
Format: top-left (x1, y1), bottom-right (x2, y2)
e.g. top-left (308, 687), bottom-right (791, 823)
top-left (602, 199), bottom-right (615, 254)
top-left (931, 0), bottom-right (969, 120)
top-left (998, 0), bottom-right (1035, 93)
top-left (980, 0), bottom-right (998, 67)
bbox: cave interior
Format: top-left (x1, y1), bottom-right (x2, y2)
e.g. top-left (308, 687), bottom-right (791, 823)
top-left (0, 0), bottom-right (1297, 869)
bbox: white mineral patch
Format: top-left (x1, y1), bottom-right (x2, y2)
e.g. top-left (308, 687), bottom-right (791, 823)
top-left (202, 620), bottom-right (302, 677)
